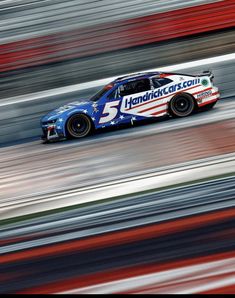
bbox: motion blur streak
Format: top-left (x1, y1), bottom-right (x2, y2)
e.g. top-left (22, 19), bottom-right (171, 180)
top-left (0, 0), bottom-right (233, 72)
top-left (0, 114), bottom-right (235, 208)
top-left (1, 29), bottom-right (235, 100)
top-left (61, 256), bottom-right (235, 294)
top-left (1, 177), bottom-right (235, 293)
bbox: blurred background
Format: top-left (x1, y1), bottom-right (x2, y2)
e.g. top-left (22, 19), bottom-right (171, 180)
top-left (1, 0), bottom-right (235, 97)
top-left (0, 0), bottom-right (235, 294)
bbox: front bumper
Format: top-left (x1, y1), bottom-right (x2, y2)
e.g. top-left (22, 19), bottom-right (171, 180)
top-left (41, 125), bottom-right (65, 142)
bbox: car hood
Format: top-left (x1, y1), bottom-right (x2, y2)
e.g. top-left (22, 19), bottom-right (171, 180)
top-left (41, 100), bottom-right (92, 122)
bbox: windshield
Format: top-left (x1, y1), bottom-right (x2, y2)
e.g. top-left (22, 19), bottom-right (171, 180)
top-left (90, 83), bottom-right (114, 102)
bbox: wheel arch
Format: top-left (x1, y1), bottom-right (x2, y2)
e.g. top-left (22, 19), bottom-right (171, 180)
top-left (168, 91), bottom-right (197, 116)
top-left (65, 112), bottom-right (95, 138)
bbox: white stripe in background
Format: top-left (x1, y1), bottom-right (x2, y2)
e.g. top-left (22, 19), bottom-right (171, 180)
top-left (1, 52), bottom-right (235, 108)
top-left (59, 257), bottom-right (235, 294)
top-left (0, 0), bottom-right (221, 42)
top-left (0, 0), bottom-right (51, 8)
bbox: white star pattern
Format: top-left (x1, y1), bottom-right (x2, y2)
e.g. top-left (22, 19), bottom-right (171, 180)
top-left (58, 118), bottom-right (63, 122)
top-left (92, 117), bottom-right (96, 121)
top-left (83, 109), bottom-right (88, 114)
top-left (111, 121), bottom-right (115, 125)
top-left (131, 116), bottom-right (136, 121)
top-left (119, 115), bottom-right (124, 120)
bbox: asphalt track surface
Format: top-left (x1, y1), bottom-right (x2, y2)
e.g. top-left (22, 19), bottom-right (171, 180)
top-left (0, 176), bottom-right (235, 293)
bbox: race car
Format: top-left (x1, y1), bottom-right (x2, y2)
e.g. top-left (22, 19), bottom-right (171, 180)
top-left (41, 71), bottom-right (220, 142)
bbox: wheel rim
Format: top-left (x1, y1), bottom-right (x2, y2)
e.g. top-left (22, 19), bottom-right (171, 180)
top-left (67, 115), bottom-right (91, 138)
top-left (171, 96), bottom-right (194, 116)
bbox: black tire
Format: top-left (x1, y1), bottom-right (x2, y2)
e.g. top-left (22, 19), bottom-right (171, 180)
top-left (169, 93), bottom-right (195, 117)
top-left (66, 114), bottom-right (92, 138)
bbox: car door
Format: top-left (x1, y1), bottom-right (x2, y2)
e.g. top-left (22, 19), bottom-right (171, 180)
top-left (119, 78), bottom-right (152, 119)
top-left (97, 78), bottom-right (153, 127)
top-left (97, 86), bottom-right (122, 126)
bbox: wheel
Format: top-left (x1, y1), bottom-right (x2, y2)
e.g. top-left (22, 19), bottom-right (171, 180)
top-left (66, 114), bottom-right (92, 138)
top-left (169, 93), bottom-right (195, 117)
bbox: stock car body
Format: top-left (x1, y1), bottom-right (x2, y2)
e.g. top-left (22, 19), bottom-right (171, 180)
top-left (41, 71), bottom-right (220, 142)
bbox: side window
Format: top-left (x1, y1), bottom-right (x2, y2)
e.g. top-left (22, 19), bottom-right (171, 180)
top-left (118, 79), bottom-right (151, 97)
top-left (107, 88), bottom-right (118, 100)
top-left (152, 77), bottom-right (173, 88)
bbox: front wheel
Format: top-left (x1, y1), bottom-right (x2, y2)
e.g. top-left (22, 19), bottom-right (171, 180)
top-left (66, 114), bottom-right (92, 138)
top-left (169, 94), bottom-right (195, 117)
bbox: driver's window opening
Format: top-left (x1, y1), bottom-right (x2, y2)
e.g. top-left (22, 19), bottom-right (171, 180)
top-left (152, 77), bottom-right (173, 88)
top-left (118, 79), bottom-right (151, 97)
top-left (107, 88), bottom-right (118, 100)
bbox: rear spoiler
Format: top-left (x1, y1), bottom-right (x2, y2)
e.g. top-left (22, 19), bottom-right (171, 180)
top-left (197, 70), bottom-right (214, 83)
top-left (152, 71), bottom-right (215, 83)
top-left (197, 70), bottom-right (214, 79)
top-left (155, 71), bottom-right (214, 79)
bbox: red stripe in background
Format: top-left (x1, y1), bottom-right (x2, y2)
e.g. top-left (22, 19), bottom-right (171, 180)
top-left (17, 250), bottom-right (235, 294)
top-left (202, 283), bottom-right (235, 294)
top-left (0, 0), bottom-right (235, 72)
top-left (1, 208), bottom-right (235, 266)
top-left (126, 271), bottom-right (235, 294)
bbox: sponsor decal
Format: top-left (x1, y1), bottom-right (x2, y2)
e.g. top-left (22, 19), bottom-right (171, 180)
top-left (201, 78), bottom-right (209, 87)
top-left (124, 79), bottom-right (200, 110)
top-left (196, 90), bottom-right (212, 100)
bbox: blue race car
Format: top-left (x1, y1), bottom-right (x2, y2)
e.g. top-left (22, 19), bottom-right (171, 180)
top-left (41, 71), bottom-right (219, 142)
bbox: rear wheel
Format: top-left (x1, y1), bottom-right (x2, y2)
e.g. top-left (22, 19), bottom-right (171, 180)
top-left (169, 93), bottom-right (195, 117)
top-left (66, 114), bottom-right (92, 138)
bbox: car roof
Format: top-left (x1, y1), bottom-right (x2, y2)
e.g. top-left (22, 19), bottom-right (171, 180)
top-left (113, 71), bottom-right (162, 84)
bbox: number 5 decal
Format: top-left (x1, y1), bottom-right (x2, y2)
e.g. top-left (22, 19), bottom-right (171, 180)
top-left (99, 100), bottom-right (120, 124)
